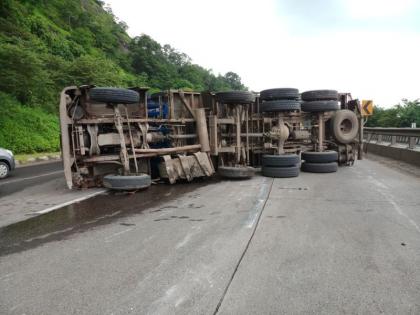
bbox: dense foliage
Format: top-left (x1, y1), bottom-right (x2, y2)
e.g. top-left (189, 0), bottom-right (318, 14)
top-left (0, 93), bottom-right (60, 153)
top-left (0, 0), bottom-right (245, 153)
top-left (365, 99), bottom-right (420, 128)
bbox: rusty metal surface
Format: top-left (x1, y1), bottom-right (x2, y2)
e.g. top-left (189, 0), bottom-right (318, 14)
top-left (59, 87), bottom-right (211, 189)
top-left (59, 87), bottom-right (362, 188)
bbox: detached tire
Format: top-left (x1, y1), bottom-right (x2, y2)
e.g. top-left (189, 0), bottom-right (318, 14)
top-left (260, 100), bottom-right (300, 112)
top-left (262, 165), bottom-right (300, 178)
top-left (301, 90), bottom-right (338, 101)
top-left (89, 87), bottom-right (140, 104)
top-left (215, 91), bottom-right (255, 104)
top-left (301, 162), bottom-right (338, 173)
top-left (260, 88), bottom-right (299, 101)
top-left (262, 154), bottom-right (300, 167)
top-left (331, 110), bottom-right (359, 144)
top-left (302, 151), bottom-right (338, 163)
top-left (301, 100), bottom-right (339, 112)
top-left (103, 174), bottom-right (151, 190)
top-left (218, 166), bottom-right (255, 179)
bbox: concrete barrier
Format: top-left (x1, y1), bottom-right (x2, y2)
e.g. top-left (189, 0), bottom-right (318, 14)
top-left (364, 143), bottom-right (420, 167)
top-left (364, 128), bottom-right (420, 167)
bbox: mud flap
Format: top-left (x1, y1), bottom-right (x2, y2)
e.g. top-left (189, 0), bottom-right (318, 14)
top-left (158, 152), bottom-right (215, 184)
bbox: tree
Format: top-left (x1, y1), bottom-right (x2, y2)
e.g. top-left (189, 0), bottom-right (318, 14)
top-left (65, 55), bottom-right (126, 86)
top-left (223, 72), bottom-right (246, 90)
top-left (398, 99), bottom-right (420, 127)
top-left (0, 43), bottom-right (52, 106)
top-left (366, 99), bottom-right (420, 127)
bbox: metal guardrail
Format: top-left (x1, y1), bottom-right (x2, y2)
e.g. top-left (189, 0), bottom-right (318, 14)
top-left (363, 127), bottom-right (420, 149)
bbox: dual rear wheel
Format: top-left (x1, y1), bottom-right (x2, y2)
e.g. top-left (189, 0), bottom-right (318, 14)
top-left (261, 154), bottom-right (300, 178)
top-left (301, 151), bottom-right (338, 173)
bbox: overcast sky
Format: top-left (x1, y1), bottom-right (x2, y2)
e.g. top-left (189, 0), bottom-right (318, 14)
top-left (107, 0), bottom-right (420, 107)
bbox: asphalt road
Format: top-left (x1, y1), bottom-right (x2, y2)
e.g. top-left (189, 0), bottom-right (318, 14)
top-left (0, 161), bottom-right (106, 228)
top-left (1, 158), bottom-right (420, 314)
top-left (0, 161), bottom-right (63, 196)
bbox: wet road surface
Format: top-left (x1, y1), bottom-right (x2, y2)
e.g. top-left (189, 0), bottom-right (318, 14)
top-left (1, 159), bottom-right (420, 314)
top-left (0, 160), bottom-right (105, 228)
top-left (0, 161), bottom-right (63, 196)
top-left (0, 179), bottom-right (218, 257)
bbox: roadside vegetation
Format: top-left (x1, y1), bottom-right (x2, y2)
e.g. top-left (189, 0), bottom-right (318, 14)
top-left (366, 99), bottom-right (420, 128)
top-left (0, 92), bottom-right (60, 153)
top-left (0, 0), bottom-right (245, 153)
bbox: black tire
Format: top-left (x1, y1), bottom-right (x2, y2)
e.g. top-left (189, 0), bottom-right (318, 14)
top-left (301, 151), bottom-right (338, 163)
top-left (218, 166), bottom-right (255, 179)
top-left (103, 174), bottom-right (151, 190)
top-left (215, 91), bottom-right (255, 104)
top-left (301, 90), bottom-right (338, 101)
top-left (262, 165), bottom-right (300, 178)
top-left (260, 100), bottom-right (301, 112)
top-left (301, 100), bottom-right (339, 112)
top-left (301, 162), bottom-right (338, 173)
top-left (260, 88), bottom-right (299, 101)
top-left (0, 161), bottom-right (10, 179)
top-left (331, 110), bottom-right (359, 144)
top-left (262, 154), bottom-right (300, 167)
top-left (89, 87), bottom-right (140, 104)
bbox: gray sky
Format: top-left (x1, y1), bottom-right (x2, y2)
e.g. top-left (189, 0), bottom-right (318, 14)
top-left (107, 0), bottom-right (420, 107)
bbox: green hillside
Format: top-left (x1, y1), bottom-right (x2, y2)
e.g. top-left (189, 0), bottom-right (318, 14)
top-left (0, 0), bottom-right (245, 153)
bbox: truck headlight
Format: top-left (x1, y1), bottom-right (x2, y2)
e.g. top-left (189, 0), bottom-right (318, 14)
top-left (5, 149), bottom-right (13, 157)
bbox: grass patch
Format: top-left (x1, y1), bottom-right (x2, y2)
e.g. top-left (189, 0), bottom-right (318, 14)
top-left (0, 92), bottom-right (60, 154)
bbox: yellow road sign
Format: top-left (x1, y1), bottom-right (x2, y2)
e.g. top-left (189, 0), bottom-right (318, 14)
top-left (361, 100), bottom-right (373, 116)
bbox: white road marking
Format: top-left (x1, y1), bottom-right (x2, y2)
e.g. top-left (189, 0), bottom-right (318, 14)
top-left (0, 272), bottom-right (17, 281)
top-left (176, 233), bottom-right (193, 249)
top-left (35, 189), bottom-right (107, 215)
top-left (176, 226), bottom-right (201, 249)
top-left (104, 228), bottom-right (133, 243)
top-left (23, 227), bottom-right (75, 243)
top-left (0, 170), bottom-right (63, 186)
top-left (368, 175), bottom-right (420, 234)
top-left (388, 199), bottom-right (420, 233)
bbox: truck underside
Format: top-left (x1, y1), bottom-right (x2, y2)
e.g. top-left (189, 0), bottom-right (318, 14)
top-left (59, 86), bottom-right (363, 189)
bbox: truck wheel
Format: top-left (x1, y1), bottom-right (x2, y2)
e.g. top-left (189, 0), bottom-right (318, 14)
top-left (301, 162), bottom-right (338, 173)
top-left (262, 154), bottom-right (300, 167)
top-left (301, 151), bottom-right (338, 163)
top-left (0, 162), bottom-right (9, 179)
top-left (215, 91), bottom-right (255, 104)
top-left (89, 87), bottom-right (140, 104)
top-left (260, 100), bottom-right (300, 112)
top-left (260, 88), bottom-right (299, 101)
top-left (103, 174), bottom-right (151, 190)
top-left (331, 110), bottom-right (359, 144)
top-left (262, 165), bottom-right (300, 178)
top-left (218, 166), bottom-right (255, 179)
top-left (301, 90), bottom-right (338, 101)
top-left (301, 100), bottom-right (339, 112)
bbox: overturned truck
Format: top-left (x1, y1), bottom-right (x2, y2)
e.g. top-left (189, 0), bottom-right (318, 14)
top-left (59, 86), bottom-right (363, 189)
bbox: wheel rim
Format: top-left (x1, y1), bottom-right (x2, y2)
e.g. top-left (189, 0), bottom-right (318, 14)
top-left (340, 118), bottom-right (353, 134)
top-left (0, 164), bottom-right (8, 178)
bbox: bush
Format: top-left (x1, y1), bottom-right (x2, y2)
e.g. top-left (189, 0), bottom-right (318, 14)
top-left (0, 42), bottom-right (53, 106)
top-left (0, 92), bottom-right (60, 153)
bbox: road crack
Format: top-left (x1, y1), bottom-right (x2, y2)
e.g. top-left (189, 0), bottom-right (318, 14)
top-left (213, 178), bottom-right (274, 314)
